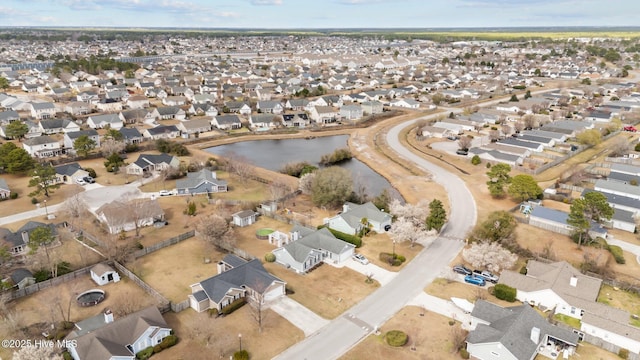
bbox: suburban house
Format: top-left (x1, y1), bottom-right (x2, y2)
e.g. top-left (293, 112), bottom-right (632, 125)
top-left (142, 125), bottom-right (180, 140)
top-left (340, 104), bottom-right (364, 120)
top-left (95, 98), bottom-right (123, 113)
top-left (188, 254), bottom-right (285, 313)
top-left (176, 169), bottom-right (227, 195)
top-left (66, 306), bottom-right (172, 360)
top-left (310, 106), bottom-right (339, 124)
top-left (272, 225), bottom-right (355, 273)
top-left (390, 98), bottom-right (420, 109)
top-left (324, 202), bottom-right (392, 235)
top-left (361, 100), bottom-right (384, 115)
top-left (212, 114), bottom-right (242, 130)
top-left (595, 179), bottom-right (640, 201)
top-left (95, 199), bottom-right (165, 234)
top-left (225, 101), bottom-right (252, 115)
top-left (87, 113), bottom-right (124, 130)
top-left (0, 178), bottom-right (10, 199)
top-left (257, 100), bottom-right (284, 114)
top-left (54, 162), bottom-right (89, 184)
top-left (30, 102), bottom-right (57, 119)
top-left (65, 101), bottom-right (92, 116)
top-left (282, 113), bottom-right (309, 128)
top-left (0, 110), bottom-right (20, 125)
top-left (125, 153), bottom-right (180, 175)
top-left (466, 300), bottom-right (579, 360)
top-left (499, 260), bottom-right (640, 357)
top-left (39, 118), bottom-right (80, 134)
top-left (119, 109), bottom-right (156, 125)
top-left (156, 106), bottom-right (186, 120)
top-left (175, 118), bottom-right (212, 135)
top-left (10, 268), bottom-right (35, 289)
top-left (90, 263), bottom-right (121, 286)
top-left (23, 135), bottom-right (63, 158)
top-left (0, 221), bottom-right (58, 256)
top-left (126, 95), bottom-right (150, 109)
top-left (119, 127), bottom-right (144, 144)
top-left (249, 114), bottom-right (280, 130)
top-left (232, 210), bottom-right (259, 227)
top-left (527, 205), bottom-right (607, 239)
top-left (64, 129), bottom-right (100, 149)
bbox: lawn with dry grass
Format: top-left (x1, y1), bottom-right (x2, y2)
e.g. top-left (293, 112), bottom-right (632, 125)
top-left (129, 236), bottom-right (223, 303)
top-left (341, 307), bottom-right (465, 360)
top-left (264, 262), bottom-right (379, 319)
top-left (0, 174), bottom-right (86, 217)
top-left (357, 232), bottom-right (423, 271)
top-left (425, 277), bottom-right (517, 308)
top-left (597, 284), bottom-right (640, 325)
top-left (157, 306), bottom-right (304, 360)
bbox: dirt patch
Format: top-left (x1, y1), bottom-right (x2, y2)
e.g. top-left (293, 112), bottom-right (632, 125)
top-left (264, 262), bottom-right (379, 319)
top-left (156, 306), bottom-right (304, 360)
top-left (340, 307), bottom-right (465, 360)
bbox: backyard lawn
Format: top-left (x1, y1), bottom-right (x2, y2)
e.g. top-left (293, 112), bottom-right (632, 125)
top-left (425, 277), bottom-right (517, 309)
top-left (598, 284), bottom-right (640, 326)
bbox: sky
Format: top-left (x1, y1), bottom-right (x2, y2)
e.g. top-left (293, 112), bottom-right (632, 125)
top-left (1, 0), bottom-right (639, 29)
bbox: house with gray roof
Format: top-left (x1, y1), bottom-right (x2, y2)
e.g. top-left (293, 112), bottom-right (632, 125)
top-left (528, 205), bottom-right (607, 238)
top-left (610, 163), bottom-right (640, 177)
top-left (0, 221), bottom-right (58, 256)
top-left (23, 135), bottom-right (63, 158)
top-left (125, 153), bottom-right (179, 175)
top-left (188, 254), bottom-right (285, 313)
top-left (87, 113), bottom-right (124, 130)
top-left (64, 129), bottom-right (100, 149)
top-left (0, 110), bottom-right (19, 125)
top-left (466, 300), bottom-right (579, 360)
top-left (176, 169), bottom-right (227, 195)
top-left (0, 178), bottom-right (10, 199)
top-left (595, 179), bottom-right (640, 200)
top-left (119, 127), bottom-right (144, 144)
top-left (38, 118), bottom-right (80, 134)
top-left (324, 202), bottom-right (392, 235)
top-left (10, 268), bottom-right (34, 289)
top-left (175, 118), bottom-right (212, 135)
top-left (30, 101), bottom-right (57, 119)
top-left (66, 306), bottom-right (172, 360)
top-left (272, 225), bottom-right (355, 273)
top-left (212, 114), bottom-right (242, 130)
top-left (582, 189), bottom-right (640, 215)
top-left (141, 125), bottom-right (180, 140)
top-left (54, 162), bottom-right (89, 184)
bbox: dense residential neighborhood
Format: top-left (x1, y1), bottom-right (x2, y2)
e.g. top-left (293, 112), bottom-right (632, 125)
top-left (0, 26), bottom-right (640, 360)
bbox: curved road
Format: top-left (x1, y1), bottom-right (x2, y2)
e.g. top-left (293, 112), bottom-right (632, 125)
top-left (274, 115), bottom-right (477, 360)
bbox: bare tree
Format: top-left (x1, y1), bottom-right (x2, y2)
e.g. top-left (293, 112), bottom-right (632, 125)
top-left (298, 172), bottom-right (316, 195)
top-left (462, 241), bottom-right (517, 273)
top-left (196, 214), bottom-right (236, 251)
top-left (62, 192), bottom-right (89, 229)
top-left (12, 345), bottom-right (63, 360)
top-left (458, 136), bottom-right (472, 150)
top-left (121, 194), bottom-right (163, 238)
top-left (513, 121), bottom-right (524, 133)
top-left (101, 138), bottom-right (126, 157)
top-left (522, 114), bottom-right (537, 129)
top-left (450, 325), bottom-right (468, 354)
top-left (488, 129), bottom-right (501, 142)
top-left (220, 152), bottom-right (254, 187)
top-left (501, 124), bottom-right (512, 136)
top-left (269, 179), bottom-right (292, 208)
top-left (608, 137), bottom-right (631, 157)
top-left (111, 290), bottom-right (144, 317)
top-left (247, 285), bottom-right (269, 333)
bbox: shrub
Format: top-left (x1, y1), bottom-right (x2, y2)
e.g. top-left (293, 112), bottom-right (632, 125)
top-left (285, 285), bottom-right (295, 295)
top-left (125, 143), bottom-right (139, 153)
top-left (10, 192), bottom-right (18, 199)
top-left (85, 167), bottom-right (97, 178)
top-left (56, 261), bottom-right (72, 276)
top-left (159, 335), bottom-right (177, 349)
top-left (264, 252), bottom-right (276, 262)
top-left (519, 266), bottom-right (527, 275)
top-left (153, 344), bottom-right (163, 353)
top-left (221, 298), bottom-right (246, 315)
top-left (460, 348), bottom-right (470, 359)
top-left (31, 197), bottom-right (39, 204)
top-left (234, 350), bottom-right (250, 360)
top-left (486, 162), bottom-right (491, 169)
top-left (494, 284), bottom-right (517, 302)
top-left (608, 245), bottom-right (626, 264)
top-left (34, 269), bottom-right (50, 282)
top-left (635, 143), bottom-right (640, 152)
top-left (136, 346), bottom-right (154, 360)
top-left (619, 348), bottom-right (629, 359)
top-left (385, 330), bottom-right (408, 347)
top-left (320, 226), bottom-right (362, 247)
top-left (379, 252), bottom-right (405, 266)
top-left (471, 155), bottom-right (481, 165)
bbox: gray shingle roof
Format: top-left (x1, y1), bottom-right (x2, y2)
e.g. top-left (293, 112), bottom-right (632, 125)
top-left (582, 189), bottom-right (640, 210)
top-left (468, 300), bottom-right (579, 360)
top-left (339, 202), bottom-right (391, 229)
top-left (198, 255), bottom-right (283, 303)
top-left (284, 226), bottom-right (354, 263)
top-left (54, 162), bottom-right (84, 176)
top-left (595, 179), bottom-right (640, 198)
top-left (145, 125), bottom-right (179, 136)
top-left (132, 153), bottom-right (175, 169)
top-left (176, 170), bottom-right (227, 190)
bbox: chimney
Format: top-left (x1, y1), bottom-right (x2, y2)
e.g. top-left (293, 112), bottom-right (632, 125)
top-left (291, 231), bottom-right (299, 241)
top-left (217, 261), bottom-right (225, 274)
top-left (530, 327), bottom-right (540, 344)
top-left (570, 276), bottom-right (578, 287)
top-left (21, 231), bottom-right (29, 243)
top-left (104, 309), bottom-right (114, 324)
top-left (342, 203), bottom-right (350, 214)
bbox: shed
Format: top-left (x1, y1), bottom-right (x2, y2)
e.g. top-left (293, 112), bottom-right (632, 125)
top-left (232, 210), bottom-right (259, 227)
top-left (90, 263), bottom-right (120, 286)
top-left (11, 268), bottom-right (35, 289)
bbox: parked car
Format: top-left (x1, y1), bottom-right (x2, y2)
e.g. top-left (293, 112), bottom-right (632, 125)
top-left (75, 178), bottom-right (86, 185)
top-left (352, 253), bottom-right (369, 265)
top-left (83, 176), bottom-right (95, 184)
top-left (158, 190), bottom-right (174, 196)
top-left (464, 275), bottom-right (486, 286)
top-left (473, 270), bottom-right (499, 284)
top-left (447, 135), bottom-right (460, 141)
top-left (456, 149), bottom-right (468, 156)
top-left (453, 265), bottom-right (472, 275)
top-left (624, 125), bottom-right (637, 132)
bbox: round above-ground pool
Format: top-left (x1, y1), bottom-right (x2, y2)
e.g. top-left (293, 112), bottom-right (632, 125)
top-left (76, 289), bottom-right (106, 307)
top-left (256, 228), bottom-right (274, 240)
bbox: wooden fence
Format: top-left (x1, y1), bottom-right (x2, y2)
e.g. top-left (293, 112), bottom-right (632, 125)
top-left (171, 299), bottom-right (190, 313)
top-left (4, 265), bottom-right (93, 301)
top-left (583, 334), bottom-right (639, 360)
top-left (133, 230), bottom-right (195, 259)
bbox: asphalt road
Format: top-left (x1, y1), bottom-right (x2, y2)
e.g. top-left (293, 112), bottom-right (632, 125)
top-left (274, 114), bottom-right (477, 360)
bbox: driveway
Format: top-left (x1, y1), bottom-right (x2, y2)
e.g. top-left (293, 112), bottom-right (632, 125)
top-left (407, 292), bottom-right (473, 330)
top-left (327, 258), bottom-right (397, 286)
top-left (269, 296), bottom-right (330, 336)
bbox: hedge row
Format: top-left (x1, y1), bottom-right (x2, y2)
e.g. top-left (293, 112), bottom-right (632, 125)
top-left (494, 284), bottom-right (517, 302)
top-left (221, 298), bottom-right (246, 315)
top-left (318, 226), bottom-right (362, 248)
top-left (608, 245), bottom-right (626, 264)
top-left (136, 335), bottom-right (178, 359)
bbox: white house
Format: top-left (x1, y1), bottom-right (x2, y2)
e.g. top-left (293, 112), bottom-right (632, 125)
top-left (23, 135), bottom-right (63, 157)
top-left (87, 113), bottom-right (124, 130)
top-left (63, 129), bottom-right (100, 149)
top-left (30, 102), bottom-right (57, 119)
top-left (95, 199), bottom-right (165, 234)
top-left (324, 202), bottom-right (392, 235)
top-left (90, 263), bottom-right (121, 286)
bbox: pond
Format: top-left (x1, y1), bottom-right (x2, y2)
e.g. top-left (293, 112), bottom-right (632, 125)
top-left (205, 135), bottom-right (392, 197)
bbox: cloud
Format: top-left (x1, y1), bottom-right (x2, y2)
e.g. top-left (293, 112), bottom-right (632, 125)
top-left (250, 0), bottom-right (282, 5)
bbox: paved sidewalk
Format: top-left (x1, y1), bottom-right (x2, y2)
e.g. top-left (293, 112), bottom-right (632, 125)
top-left (269, 296), bottom-right (330, 336)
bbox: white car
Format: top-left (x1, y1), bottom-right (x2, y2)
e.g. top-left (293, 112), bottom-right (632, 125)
top-left (158, 190), bottom-right (173, 196)
top-left (352, 253), bottom-right (369, 265)
top-left (75, 178), bottom-right (86, 185)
